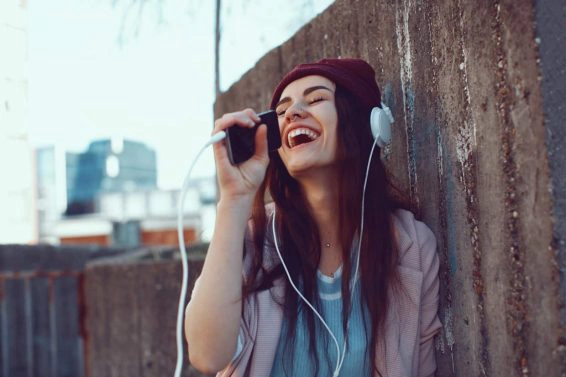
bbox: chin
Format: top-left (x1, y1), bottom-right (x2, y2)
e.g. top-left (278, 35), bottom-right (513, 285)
top-left (284, 159), bottom-right (337, 180)
top-left (285, 163), bottom-right (312, 178)
top-left (279, 148), bottom-right (337, 178)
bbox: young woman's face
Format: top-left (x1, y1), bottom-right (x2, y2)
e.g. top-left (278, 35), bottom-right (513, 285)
top-left (274, 75), bottom-right (338, 177)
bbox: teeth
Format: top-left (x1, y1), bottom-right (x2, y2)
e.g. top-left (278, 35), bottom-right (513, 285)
top-left (287, 128), bottom-right (319, 148)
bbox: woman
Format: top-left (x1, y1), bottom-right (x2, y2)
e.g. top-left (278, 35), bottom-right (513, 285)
top-left (185, 58), bottom-right (441, 377)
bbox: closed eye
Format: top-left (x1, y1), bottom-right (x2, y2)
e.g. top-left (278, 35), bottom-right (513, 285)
top-left (276, 95), bottom-right (326, 117)
top-left (308, 96), bottom-right (324, 105)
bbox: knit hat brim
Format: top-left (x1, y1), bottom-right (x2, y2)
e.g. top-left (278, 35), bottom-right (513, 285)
top-left (270, 58), bottom-right (382, 110)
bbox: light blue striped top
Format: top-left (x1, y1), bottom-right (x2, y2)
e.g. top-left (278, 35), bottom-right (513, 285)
top-left (269, 265), bottom-right (372, 377)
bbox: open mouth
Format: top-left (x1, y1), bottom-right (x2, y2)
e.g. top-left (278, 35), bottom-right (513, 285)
top-left (287, 127), bottom-right (320, 148)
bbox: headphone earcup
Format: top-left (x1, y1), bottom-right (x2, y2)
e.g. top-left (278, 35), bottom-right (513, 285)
top-left (370, 105), bottom-right (394, 148)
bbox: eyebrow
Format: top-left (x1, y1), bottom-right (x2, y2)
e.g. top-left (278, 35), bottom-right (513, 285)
top-left (274, 85), bottom-right (334, 109)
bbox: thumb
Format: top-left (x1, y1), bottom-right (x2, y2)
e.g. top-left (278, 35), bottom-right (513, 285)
top-left (253, 124), bottom-right (269, 161)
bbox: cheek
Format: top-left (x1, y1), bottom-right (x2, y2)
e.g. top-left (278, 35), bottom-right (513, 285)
top-left (322, 107), bottom-right (338, 132)
top-left (277, 119), bottom-right (287, 142)
top-left (277, 147), bottom-right (286, 162)
top-left (277, 117), bottom-right (284, 131)
top-left (325, 117), bottom-right (339, 144)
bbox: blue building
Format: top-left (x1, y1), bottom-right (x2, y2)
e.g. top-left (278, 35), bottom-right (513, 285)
top-left (65, 138), bottom-right (157, 215)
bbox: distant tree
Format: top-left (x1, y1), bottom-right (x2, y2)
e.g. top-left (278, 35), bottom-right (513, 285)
top-left (109, 0), bottom-right (321, 95)
top-left (109, 0), bottom-right (221, 95)
top-left (111, 0), bottom-right (160, 46)
top-left (110, 0), bottom-right (207, 46)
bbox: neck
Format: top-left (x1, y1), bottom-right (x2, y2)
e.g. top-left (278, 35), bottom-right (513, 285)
top-left (297, 169), bottom-right (343, 274)
top-left (299, 170), bottom-right (340, 235)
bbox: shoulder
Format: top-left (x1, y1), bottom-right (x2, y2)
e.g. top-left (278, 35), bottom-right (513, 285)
top-left (391, 208), bottom-right (437, 272)
top-left (389, 210), bottom-right (441, 376)
top-left (391, 209), bottom-right (436, 246)
top-left (243, 202), bottom-right (276, 239)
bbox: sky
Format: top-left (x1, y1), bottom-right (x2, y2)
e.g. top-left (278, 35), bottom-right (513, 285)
top-left (27, 0), bottom-right (334, 189)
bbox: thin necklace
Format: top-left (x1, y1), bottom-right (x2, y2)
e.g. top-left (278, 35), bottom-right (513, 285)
top-left (322, 242), bottom-right (337, 277)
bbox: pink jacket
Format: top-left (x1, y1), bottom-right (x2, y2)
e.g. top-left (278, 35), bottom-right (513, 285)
top-left (218, 208), bottom-right (441, 377)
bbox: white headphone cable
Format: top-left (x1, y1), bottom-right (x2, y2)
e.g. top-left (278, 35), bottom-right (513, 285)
top-left (174, 131), bottom-right (226, 377)
top-left (271, 211), bottom-right (342, 377)
top-left (336, 136), bottom-right (379, 372)
top-left (176, 126), bottom-right (378, 377)
top-left (271, 136), bottom-right (379, 377)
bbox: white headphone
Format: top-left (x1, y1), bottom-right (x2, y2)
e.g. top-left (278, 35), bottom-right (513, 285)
top-left (370, 103), bottom-right (394, 147)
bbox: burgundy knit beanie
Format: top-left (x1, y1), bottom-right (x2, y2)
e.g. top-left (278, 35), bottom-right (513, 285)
top-left (270, 58), bottom-right (382, 110)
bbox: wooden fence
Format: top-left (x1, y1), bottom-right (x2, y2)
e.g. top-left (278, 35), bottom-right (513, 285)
top-left (0, 245), bottom-right (123, 377)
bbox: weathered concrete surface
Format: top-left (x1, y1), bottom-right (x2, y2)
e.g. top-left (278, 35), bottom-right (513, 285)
top-left (83, 247), bottom-right (210, 377)
top-left (214, 0), bottom-right (565, 375)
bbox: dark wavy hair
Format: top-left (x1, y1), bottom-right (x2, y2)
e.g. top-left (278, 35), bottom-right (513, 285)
top-left (243, 85), bottom-right (405, 376)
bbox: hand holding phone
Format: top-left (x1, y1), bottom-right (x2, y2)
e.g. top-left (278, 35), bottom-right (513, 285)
top-left (224, 110), bottom-right (281, 165)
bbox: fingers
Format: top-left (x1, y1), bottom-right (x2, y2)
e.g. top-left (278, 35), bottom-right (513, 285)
top-left (253, 124), bottom-right (269, 162)
top-left (213, 108), bottom-right (261, 134)
top-left (212, 108), bottom-right (262, 167)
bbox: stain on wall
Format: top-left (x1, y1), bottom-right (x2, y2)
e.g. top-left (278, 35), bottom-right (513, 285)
top-left (534, 0), bottom-right (566, 344)
top-left (214, 0), bottom-right (565, 375)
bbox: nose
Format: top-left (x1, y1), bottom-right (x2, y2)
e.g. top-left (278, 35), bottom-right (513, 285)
top-left (285, 103), bottom-right (307, 123)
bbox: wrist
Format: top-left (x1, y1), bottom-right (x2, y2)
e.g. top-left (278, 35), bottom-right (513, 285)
top-left (217, 195), bottom-right (255, 217)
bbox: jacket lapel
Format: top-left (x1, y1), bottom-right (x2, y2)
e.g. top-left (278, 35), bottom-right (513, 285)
top-left (375, 219), bottom-right (424, 377)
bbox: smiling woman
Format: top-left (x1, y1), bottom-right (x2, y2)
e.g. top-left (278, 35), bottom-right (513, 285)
top-left (184, 58), bottom-right (441, 377)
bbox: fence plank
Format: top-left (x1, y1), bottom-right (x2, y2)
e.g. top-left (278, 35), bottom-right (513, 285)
top-left (54, 276), bottom-right (82, 377)
top-left (5, 279), bottom-right (29, 376)
top-left (30, 277), bottom-right (52, 377)
top-left (0, 278), bottom-right (7, 377)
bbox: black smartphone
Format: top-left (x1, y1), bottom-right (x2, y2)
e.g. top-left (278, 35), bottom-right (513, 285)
top-left (225, 110), bottom-right (281, 165)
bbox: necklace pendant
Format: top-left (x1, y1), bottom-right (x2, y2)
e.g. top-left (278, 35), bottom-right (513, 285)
top-left (324, 242), bottom-right (331, 248)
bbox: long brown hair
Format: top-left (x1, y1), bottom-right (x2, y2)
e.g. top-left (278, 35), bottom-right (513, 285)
top-left (244, 85), bottom-right (405, 375)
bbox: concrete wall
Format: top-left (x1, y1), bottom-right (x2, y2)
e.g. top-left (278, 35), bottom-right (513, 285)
top-left (83, 247), bottom-right (209, 377)
top-left (214, 0), bottom-right (565, 375)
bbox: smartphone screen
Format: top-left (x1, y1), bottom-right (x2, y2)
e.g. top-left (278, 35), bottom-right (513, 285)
top-left (225, 110), bottom-right (280, 165)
